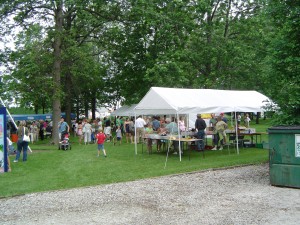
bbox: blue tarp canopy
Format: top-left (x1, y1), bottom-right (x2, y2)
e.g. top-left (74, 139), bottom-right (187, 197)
top-left (8, 113), bottom-right (76, 121)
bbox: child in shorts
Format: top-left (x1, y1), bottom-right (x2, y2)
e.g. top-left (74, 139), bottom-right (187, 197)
top-left (95, 129), bottom-right (107, 157)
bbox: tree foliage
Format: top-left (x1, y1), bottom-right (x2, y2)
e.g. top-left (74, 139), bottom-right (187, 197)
top-left (0, 0), bottom-right (299, 127)
top-left (264, 0), bottom-right (300, 125)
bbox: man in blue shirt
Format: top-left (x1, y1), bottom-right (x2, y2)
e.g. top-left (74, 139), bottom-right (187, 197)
top-left (152, 116), bottom-right (160, 131)
top-left (58, 117), bottom-right (70, 140)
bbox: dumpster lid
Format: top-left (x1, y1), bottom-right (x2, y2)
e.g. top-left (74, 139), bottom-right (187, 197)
top-left (268, 126), bottom-right (300, 130)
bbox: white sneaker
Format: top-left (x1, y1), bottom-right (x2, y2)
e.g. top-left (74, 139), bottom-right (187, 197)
top-left (211, 147), bottom-right (217, 150)
top-left (13, 160), bottom-right (18, 163)
top-left (219, 147), bottom-right (223, 150)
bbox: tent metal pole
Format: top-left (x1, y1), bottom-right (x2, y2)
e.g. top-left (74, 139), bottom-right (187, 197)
top-left (235, 111), bottom-right (239, 154)
top-left (177, 112), bottom-right (181, 161)
top-left (134, 113), bottom-right (137, 155)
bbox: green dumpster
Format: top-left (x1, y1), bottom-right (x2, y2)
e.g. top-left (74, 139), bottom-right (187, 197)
top-left (268, 126), bottom-right (300, 188)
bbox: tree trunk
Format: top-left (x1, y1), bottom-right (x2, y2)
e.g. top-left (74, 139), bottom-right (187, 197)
top-left (75, 98), bottom-right (80, 121)
top-left (256, 112), bottom-right (260, 124)
top-left (65, 71), bottom-right (72, 129)
top-left (223, 0), bottom-right (232, 38)
top-left (64, 9), bottom-right (73, 128)
top-left (52, 1), bottom-right (63, 145)
top-left (84, 99), bottom-right (89, 118)
top-left (91, 95), bottom-right (96, 120)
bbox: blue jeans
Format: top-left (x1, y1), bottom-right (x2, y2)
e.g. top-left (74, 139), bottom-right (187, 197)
top-left (197, 130), bottom-right (205, 151)
top-left (15, 140), bottom-right (29, 161)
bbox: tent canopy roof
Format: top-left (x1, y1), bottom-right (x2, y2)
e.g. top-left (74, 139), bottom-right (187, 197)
top-left (134, 87), bottom-right (272, 115)
top-left (111, 104), bottom-right (137, 117)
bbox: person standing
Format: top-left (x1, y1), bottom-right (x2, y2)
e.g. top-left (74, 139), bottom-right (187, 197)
top-left (209, 114), bottom-right (218, 149)
top-left (83, 119), bottom-right (92, 145)
top-left (195, 114), bottom-right (207, 151)
top-left (39, 119), bottom-right (45, 141)
top-left (74, 120), bottom-right (79, 137)
top-left (116, 126), bottom-right (122, 145)
top-left (135, 115), bottom-right (146, 144)
top-left (165, 118), bottom-right (178, 134)
top-left (124, 118), bottom-right (132, 143)
top-left (244, 113), bottom-right (251, 128)
top-left (213, 116), bottom-right (228, 150)
top-left (77, 121), bottom-right (84, 144)
top-left (129, 118), bottom-right (135, 143)
top-left (104, 117), bottom-right (111, 142)
top-left (91, 119), bottom-right (99, 143)
top-left (220, 113), bottom-right (228, 123)
top-left (30, 121), bottom-right (38, 143)
top-left (237, 113), bottom-right (242, 125)
top-left (58, 117), bottom-right (70, 141)
top-left (178, 116), bottom-right (186, 133)
top-left (14, 121), bottom-right (29, 163)
top-left (95, 129), bottom-right (107, 157)
top-left (97, 118), bottom-right (103, 131)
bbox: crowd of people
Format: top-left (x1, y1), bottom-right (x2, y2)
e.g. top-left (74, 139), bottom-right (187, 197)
top-left (7, 112), bottom-right (252, 164)
top-left (7, 119), bottom-right (54, 144)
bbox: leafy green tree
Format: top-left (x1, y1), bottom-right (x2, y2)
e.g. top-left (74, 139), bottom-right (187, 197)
top-left (4, 24), bottom-right (53, 114)
top-left (265, 0), bottom-right (300, 125)
top-left (0, 0), bottom-right (66, 143)
top-left (109, 0), bottom-right (269, 104)
top-left (0, 0), bottom-right (119, 142)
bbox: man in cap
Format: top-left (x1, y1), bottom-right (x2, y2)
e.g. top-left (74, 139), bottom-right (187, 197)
top-left (220, 112), bottom-right (228, 123)
top-left (195, 114), bottom-right (207, 151)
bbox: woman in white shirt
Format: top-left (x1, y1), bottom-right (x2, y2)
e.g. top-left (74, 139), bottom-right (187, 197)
top-left (83, 120), bottom-right (92, 145)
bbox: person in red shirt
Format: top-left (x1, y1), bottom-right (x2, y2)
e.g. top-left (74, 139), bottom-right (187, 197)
top-left (95, 129), bottom-right (107, 157)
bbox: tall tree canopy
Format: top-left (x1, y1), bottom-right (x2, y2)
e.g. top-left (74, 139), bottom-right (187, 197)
top-left (0, 0), bottom-right (299, 128)
top-left (264, 0), bottom-right (300, 124)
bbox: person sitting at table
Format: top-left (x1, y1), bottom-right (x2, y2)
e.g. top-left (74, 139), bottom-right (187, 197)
top-left (152, 116), bottom-right (160, 131)
top-left (156, 124), bottom-right (169, 152)
top-left (145, 124), bottom-right (154, 153)
top-left (145, 124), bottom-right (154, 134)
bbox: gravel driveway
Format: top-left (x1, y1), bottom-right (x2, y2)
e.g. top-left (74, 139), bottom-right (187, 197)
top-left (1, 163), bottom-right (300, 225)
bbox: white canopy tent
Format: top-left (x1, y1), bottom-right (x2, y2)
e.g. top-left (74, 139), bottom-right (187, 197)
top-left (134, 87), bottom-right (271, 115)
top-left (134, 87), bottom-right (272, 159)
top-left (111, 104), bottom-right (137, 117)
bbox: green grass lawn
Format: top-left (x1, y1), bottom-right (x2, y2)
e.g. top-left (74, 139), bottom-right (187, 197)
top-left (0, 119), bottom-right (271, 198)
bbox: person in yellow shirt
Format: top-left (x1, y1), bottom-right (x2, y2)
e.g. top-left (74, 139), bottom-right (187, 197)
top-left (212, 116), bottom-right (228, 150)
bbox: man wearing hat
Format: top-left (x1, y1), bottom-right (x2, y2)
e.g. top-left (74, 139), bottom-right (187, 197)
top-left (220, 112), bottom-right (228, 123)
top-left (195, 114), bottom-right (207, 151)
